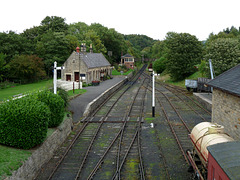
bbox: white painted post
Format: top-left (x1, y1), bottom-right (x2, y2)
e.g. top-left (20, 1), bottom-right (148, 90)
top-left (209, 59), bottom-right (214, 92)
top-left (152, 71), bottom-right (155, 117)
top-left (80, 81), bottom-right (82, 89)
top-left (53, 61), bottom-right (57, 94)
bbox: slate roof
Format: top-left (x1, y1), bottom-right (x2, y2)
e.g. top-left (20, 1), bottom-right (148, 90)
top-left (206, 64), bottom-right (240, 97)
top-left (121, 54), bottom-right (133, 58)
top-left (81, 53), bottom-right (111, 68)
top-left (207, 141), bottom-right (240, 180)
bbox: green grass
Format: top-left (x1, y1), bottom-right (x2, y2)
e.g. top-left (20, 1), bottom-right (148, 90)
top-left (0, 115), bottom-right (71, 179)
top-left (158, 71), bottom-right (204, 88)
top-left (67, 89), bottom-right (87, 97)
top-left (112, 69), bottom-right (134, 75)
top-left (0, 79), bottom-right (53, 101)
top-left (0, 145), bottom-right (31, 179)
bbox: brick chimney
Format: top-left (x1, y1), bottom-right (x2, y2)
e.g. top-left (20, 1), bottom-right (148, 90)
top-left (76, 46), bottom-right (80, 53)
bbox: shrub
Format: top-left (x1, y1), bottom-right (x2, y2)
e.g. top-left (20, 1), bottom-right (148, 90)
top-left (37, 90), bottom-right (65, 128)
top-left (0, 96), bottom-right (50, 149)
top-left (57, 88), bottom-right (69, 108)
top-left (50, 87), bottom-right (69, 108)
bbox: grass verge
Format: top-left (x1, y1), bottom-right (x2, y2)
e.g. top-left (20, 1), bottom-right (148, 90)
top-left (0, 79), bottom-right (53, 101)
top-left (68, 89), bottom-right (87, 98)
top-left (112, 69), bottom-right (134, 75)
top-left (0, 112), bottom-right (71, 179)
top-left (156, 71), bottom-right (204, 88)
top-left (0, 145), bottom-right (31, 179)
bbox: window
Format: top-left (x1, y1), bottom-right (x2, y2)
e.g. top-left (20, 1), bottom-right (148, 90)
top-left (212, 166), bottom-right (215, 180)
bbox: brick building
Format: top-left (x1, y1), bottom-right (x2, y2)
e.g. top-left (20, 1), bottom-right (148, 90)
top-left (61, 44), bottom-right (112, 84)
top-left (120, 54), bottom-right (134, 69)
top-left (207, 64), bottom-right (240, 140)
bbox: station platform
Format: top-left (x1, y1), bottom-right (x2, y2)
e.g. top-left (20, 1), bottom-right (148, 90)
top-left (68, 76), bottom-right (126, 123)
top-left (193, 92), bottom-right (212, 112)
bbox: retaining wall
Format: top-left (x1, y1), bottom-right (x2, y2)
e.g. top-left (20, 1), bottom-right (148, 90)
top-left (7, 117), bottom-right (73, 180)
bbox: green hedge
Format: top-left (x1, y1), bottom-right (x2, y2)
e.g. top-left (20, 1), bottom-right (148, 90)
top-left (50, 87), bottom-right (69, 108)
top-left (0, 96), bottom-right (50, 149)
top-left (37, 90), bottom-right (65, 128)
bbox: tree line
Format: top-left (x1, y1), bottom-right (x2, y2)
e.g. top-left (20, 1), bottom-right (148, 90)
top-left (0, 16), bottom-right (155, 83)
top-left (153, 26), bottom-right (240, 80)
top-left (1, 15), bottom-right (240, 83)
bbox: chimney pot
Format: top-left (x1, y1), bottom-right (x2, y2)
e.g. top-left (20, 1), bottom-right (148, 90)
top-left (76, 47), bottom-right (80, 53)
top-left (90, 44), bottom-right (93, 53)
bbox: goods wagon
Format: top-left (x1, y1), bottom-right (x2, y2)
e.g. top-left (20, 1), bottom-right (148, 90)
top-left (187, 122), bottom-right (240, 179)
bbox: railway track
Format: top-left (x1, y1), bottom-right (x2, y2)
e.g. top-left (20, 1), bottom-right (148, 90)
top-left (35, 67), bottom-right (212, 180)
top-left (35, 65), bottom-right (150, 180)
top-left (142, 73), bottom-right (212, 178)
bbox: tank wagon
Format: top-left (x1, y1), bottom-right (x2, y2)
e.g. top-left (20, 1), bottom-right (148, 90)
top-left (187, 122), bottom-right (240, 180)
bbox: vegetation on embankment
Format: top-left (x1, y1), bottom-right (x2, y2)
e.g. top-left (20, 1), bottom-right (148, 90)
top-left (156, 71), bottom-right (203, 88)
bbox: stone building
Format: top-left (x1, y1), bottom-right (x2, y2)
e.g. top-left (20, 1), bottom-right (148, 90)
top-left (61, 44), bottom-right (112, 84)
top-left (207, 64), bottom-right (240, 140)
top-left (120, 54), bottom-right (134, 69)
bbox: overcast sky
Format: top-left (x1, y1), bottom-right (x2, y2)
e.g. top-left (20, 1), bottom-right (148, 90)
top-left (1, 0), bottom-right (239, 41)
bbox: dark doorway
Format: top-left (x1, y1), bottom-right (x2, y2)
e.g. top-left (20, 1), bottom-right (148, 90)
top-left (66, 75), bottom-right (71, 81)
top-left (74, 72), bottom-right (79, 82)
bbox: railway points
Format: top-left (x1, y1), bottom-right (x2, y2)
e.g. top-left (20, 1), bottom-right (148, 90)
top-left (34, 65), bottom-right (212, 180)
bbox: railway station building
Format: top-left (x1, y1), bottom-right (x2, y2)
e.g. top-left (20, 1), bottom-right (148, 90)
top-left (207, 64), bottom-right (240, 140)
top-left (61, 44), bottom-right (112, 84)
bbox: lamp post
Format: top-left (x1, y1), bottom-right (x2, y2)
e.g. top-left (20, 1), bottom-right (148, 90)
top-left (152, 71), bottom-right (155, 117)
top-left (77, 46), bottom-right (82, 89)
top-left (53, 61), bottom-right (57, 94)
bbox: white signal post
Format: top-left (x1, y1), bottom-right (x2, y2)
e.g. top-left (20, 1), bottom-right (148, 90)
top-left (53, 61), bottom-right (65, 94)
top-left (152, 71), bottom-right (155, 117)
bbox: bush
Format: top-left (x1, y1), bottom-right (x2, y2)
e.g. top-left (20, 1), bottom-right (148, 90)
top-left (0, 96), bottom-right (50, 149)
top-left (37, 90), bottom-right (65, 128)
top-left (50, 87), bottom-right (69, 108)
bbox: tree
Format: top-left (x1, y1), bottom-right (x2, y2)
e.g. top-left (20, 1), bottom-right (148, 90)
top-left (153, 57), bottom-right (167, 74)
top-left (124, 34), bottom-right (155, 52)
top-left (151, 40), bottom-right (167, 59)
top-left (40, 16), bottom-right (68, 33)
top-left (204, 38), bottom-right (240, 76)
top-left (8, 55), bottom-right (46, 83)
top-left (90, 24), bottom-right (127, 63)
top-left (0, 31), bottom-right (32, 62)
top-left (84, 30), bottom-right (107, 54)
top-left (36, 32), bottom-right (70, 75)
top-left (0, 53), bottom-right (7, 81)
top-left (165, 32), bottom-right (203, 80)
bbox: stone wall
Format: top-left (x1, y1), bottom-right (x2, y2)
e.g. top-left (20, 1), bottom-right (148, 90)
top-left (7, 117), bottom-right (73, 180)
top-left (212, 89), bottom-right (240, 140)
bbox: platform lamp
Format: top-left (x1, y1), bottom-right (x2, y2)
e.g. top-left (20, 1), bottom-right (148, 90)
top-left (151, 71), bottom-right (155, 117)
